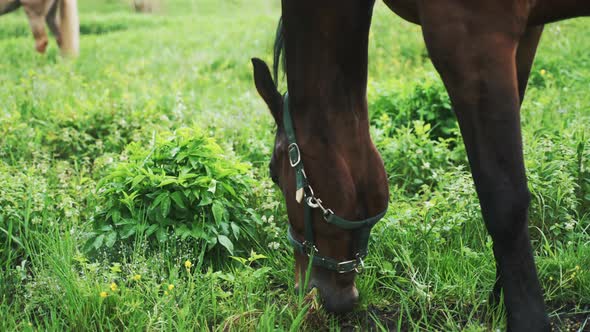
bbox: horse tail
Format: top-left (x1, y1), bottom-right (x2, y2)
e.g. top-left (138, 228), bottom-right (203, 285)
top-left (58, 0), bottom-right (79, 57)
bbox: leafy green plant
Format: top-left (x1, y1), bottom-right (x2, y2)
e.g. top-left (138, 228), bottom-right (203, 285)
top-left (87, 127), bottom-right (257, 254)
top-left (0, 162), bottom-right (45, 300)
top-left (370, 74), bottom-right (456, 139)
top-left (374, 120), bottom-right (466, 194)
top-left (525, 129), bottom-right (590, 245)
top-left (575, 131), bottom-right (590, 214)
top-left (0, 157), bottom-right (92, 306)
top-left (0, 159), bottom-right (78, 264)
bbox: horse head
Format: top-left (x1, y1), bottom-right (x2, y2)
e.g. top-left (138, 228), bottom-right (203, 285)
top-left (251, 0), bottom-right (388, 313)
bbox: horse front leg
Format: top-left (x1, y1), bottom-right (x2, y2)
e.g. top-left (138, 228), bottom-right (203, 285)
top-left (21, 0), bottom-right (53, 53)
top-left (417, 2), bottom-right (549, 331)
top-left (490, 24), bottom-right (544, 307)
top-left (45, 0), bottom-right (61, 47)
top-left (516, 26), bottom-right (544, 105)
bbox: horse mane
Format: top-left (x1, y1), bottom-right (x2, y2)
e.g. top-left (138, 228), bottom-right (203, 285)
top-left (272, 17), bottom-right (285, 87)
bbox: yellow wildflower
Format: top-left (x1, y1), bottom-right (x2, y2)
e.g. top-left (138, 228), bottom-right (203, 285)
top-left (164, 291), bottom-right (169, 296)
top-left (168, 284), bottom-right (175, 291)
top-left (110, 282), bottom-right (118, 291)
top-left (184, 260), bottom-right (192, 269)
top-left (540, 69), bottom-right (546, 76)
top-left (132, 274), bottom-right (141, 281)
top-left (575, 265), bottom-right (580, 271)
top-left (100, 291), bottom-right (108, 298)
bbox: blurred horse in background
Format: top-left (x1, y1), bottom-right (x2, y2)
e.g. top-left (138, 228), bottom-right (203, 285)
top-left (133, 0), bottom-right (159, 13)
top-left (0, 0), bottom-right (79, 56)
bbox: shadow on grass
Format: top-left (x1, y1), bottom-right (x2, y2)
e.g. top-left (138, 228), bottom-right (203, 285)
top-left (300, 301), bottom-right (589, 331)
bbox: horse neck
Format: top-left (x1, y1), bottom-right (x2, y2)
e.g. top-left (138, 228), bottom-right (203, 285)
top-left (281, 1), bottom-right (375, 124)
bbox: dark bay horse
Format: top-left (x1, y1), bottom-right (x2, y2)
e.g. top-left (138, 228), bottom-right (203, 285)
top-left (252, 0), bottom-right (590, 330)
top-left (0, 0), bottom-right (79, 56)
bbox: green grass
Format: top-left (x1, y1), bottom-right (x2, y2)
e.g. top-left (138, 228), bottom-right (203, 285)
top-left (1, 0), bottom-right (589, 330)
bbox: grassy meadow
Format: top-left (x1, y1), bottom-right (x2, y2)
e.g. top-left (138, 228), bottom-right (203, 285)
top-left (0, 0), bottom-right (589, 330)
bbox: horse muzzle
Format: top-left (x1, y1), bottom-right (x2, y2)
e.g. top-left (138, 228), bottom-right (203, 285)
top-left (35, 37), bottom-right (48, 53)
top-left (314, 280), bottom-right (359, 313)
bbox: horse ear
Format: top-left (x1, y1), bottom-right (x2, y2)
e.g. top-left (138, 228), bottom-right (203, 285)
top-left (251, 58), bottom-right (282, 124)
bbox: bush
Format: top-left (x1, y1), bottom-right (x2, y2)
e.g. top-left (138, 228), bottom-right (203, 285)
top-left (525, 128), bottom-right (590, 246)
top-left (374, 120), bottom-right (466, 195)
top-left (375, 166), bottom-right (483, 251)
top-left (87, 128), bottom-right (258, 255)
top-left (0, 159), bottom-right (83, 264)
top-left (42, 104), bottom-right (146, 161)
top-left (370, 74), bottom-right (457, 139)
top-left (0, 66), bottom-right (179, 164)
top-left (0, 157), bottom-right (89, 303)
top-left (0, 162), bottom-right (49, 266)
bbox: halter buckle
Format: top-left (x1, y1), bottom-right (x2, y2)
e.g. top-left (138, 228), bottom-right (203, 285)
top-left (288, 143), bottom-right (301, 167)
top-left (302, 241), bottom-right (319, 257)
top-left (354, 254), bottom-right (365, 274)
top-left (335, 254), bottom-right (365, 274)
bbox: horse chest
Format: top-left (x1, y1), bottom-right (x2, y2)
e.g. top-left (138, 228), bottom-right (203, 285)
top-left (382, 0), bottom-right (421, 24)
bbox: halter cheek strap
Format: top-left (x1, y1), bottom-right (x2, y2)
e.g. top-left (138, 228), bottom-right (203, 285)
top-left (282, 92), bottom-right (387, 274)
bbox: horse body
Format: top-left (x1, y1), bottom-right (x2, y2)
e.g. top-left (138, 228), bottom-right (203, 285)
top-left (0, 1), bottom-right (21, 15)
top-left (253, 0), bottom-right (589, 329)
top-left (384, 0), bottom-right (590, 25)
top-left (0, 0), bottom-right (79, 56)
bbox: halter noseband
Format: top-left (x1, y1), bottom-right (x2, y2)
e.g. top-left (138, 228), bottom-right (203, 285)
top-left (282, 93), bottom-right (387, 274)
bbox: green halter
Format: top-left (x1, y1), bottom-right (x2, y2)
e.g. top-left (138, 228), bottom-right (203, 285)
top-left (282, 93), bottom-right (387, 274)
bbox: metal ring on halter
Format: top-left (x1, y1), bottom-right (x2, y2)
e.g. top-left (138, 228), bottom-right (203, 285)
top-left (306, 196), bottom-right (320, 208)
top-left (302, 241), bottom-right (319, 256)
top-left (303, 182), bottom-right (313, 197)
